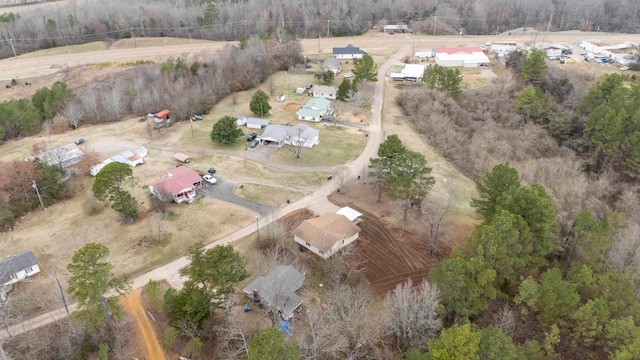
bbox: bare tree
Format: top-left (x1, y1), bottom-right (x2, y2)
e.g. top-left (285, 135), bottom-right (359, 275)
top-left (335, 166), bottom-right (350, 193)
top-left (298, 304), bottom-right (337, 360)
top-left (383, 280), bottom-right (441, 351)
top-left (491, 303), bottom-right (518, 339)
top-left (62, 102), bottom-right (83, 129)
top-left (321, 283), bottom-right (382, 359)
top-left (420, 184), bottom-right (453, 257)
top-left (284, 126), bottom-right (306, 159)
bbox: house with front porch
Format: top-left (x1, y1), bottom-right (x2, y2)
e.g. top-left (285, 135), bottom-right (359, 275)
top-left (149, 166), bottom-right (203, 204)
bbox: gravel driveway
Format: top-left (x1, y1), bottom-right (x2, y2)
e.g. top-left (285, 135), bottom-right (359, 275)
top-left (198, 178), bottom-right (272, 215)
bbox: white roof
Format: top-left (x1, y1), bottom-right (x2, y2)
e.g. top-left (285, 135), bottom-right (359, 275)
top-left (401, 64), bottom-right (425, 78)
top-left (336, 206), bottom-right (363, 222)
top-left (390, 72), bottom-right (405, 79)
top-left (436, 52), bottom-right (490, 63)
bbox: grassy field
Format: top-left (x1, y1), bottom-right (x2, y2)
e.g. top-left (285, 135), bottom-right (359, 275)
top-left (235, 183), bottom-right (306, 207)
top-left (272, 125), bottom-right (367, 167)
top-left (19, 41), bottom-right (108, 58)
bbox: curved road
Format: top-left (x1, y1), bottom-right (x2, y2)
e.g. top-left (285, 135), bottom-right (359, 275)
top-left (0, 43), bottom-right (411, 341)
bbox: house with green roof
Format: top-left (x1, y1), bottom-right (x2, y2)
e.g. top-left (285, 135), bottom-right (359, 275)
top-left (296, 98), bottom-right (333, 122)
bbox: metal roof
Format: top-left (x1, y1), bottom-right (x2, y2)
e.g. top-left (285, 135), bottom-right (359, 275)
top-left (333, 44), bottom-right (366, 55)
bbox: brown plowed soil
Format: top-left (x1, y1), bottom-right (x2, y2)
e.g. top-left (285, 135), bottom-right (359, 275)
top-left (354, 211), bottom-right (432, 294)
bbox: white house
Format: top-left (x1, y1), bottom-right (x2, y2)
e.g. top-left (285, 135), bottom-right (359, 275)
top-left (259, 124), bottom-right (320, 148)
top-left (242, 265), bottom-right (304, 320)
top-left (90, 145), bottom-right (148, 176)
top-left (322, 57), bottom-right (342, 74)
top-left (149, 166), bottom-right (203, 204)
top-left (293, 213), bottom-right (361, 259)
top-left (297, 98), bottom-right (333, 122)
top-left (401, 64), bottom-right (426, 81)
top-left (333, 44), bottom-right (366, 60)
top-left (434, 47), bottom-right (491, 67)
top-left (36, 143), bottom-right (84, 169)
top-left (0, 251), bottom-right (40, 302)
top-left (312, 85), bottom-right (337, 100)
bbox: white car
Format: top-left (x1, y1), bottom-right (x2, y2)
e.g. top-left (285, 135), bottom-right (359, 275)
top-left (620, 66), bottom-right (629, 71)
top-left (203, 174), bottom-right (217, 184)
top-left (344, 72), bottom-right (354, 78)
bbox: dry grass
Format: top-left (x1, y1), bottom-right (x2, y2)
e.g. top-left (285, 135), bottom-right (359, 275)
top-left (18, 42), bottom-right (108, 58)
top-left (234, 183), bottom-right (306, 207)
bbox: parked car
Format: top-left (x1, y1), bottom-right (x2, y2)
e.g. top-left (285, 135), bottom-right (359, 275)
top-left (247, 132), bottom-right (257, 141)
top-left (344, 72), bottom-right (354, 78)
top-left (74, 138), bottom-right (85, 145)
top-left (250, 140), bottom-right (259, 148)
top-left (208, 167), bottom-right (216, 174)
top-left (620, 66), bottom-right (630, 71)
top-left (203, 174), bottom-right (217, 184)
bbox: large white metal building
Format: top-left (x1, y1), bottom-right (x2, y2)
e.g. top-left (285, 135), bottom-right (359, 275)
top-left (433, 47), bottom-right (490, 67)
top-left (580, 39), bottom-right (638, 65)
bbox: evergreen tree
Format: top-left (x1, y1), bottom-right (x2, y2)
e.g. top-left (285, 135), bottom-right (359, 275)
top-left (250, 89), bottom-right (272, 117)
top-left (210, 115), bottom-right (244, 144)
top-left (520, 49), bottom-right (548, 85)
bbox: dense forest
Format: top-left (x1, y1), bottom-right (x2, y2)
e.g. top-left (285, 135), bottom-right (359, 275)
top-left (0, 0), bottom-right (639, 58)
top-left (394, 50), bottom-right (640, 359)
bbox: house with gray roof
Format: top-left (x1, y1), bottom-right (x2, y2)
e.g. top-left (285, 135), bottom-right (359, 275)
top-left (332, 44), bottom-right (366, 60)
top-left (297, 98), bottom-right (333, 122)
top-left (243, 265), bottom-right (305, 320)
top-left (259, 124), bottom-right (319, 148)
top-left (322, 57), bottom-right (342, 74)
top-left (0, 251), bottom-right (40, 302)
top-left (312, 85), bottom-right (337, 100)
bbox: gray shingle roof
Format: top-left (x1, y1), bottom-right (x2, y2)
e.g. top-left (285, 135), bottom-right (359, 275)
top-left (333, 44), bottom-right (366, 55)
top-left (243, 265), bottom-right (304, 319)
top-left (0, 251), bottom-right (38, 285)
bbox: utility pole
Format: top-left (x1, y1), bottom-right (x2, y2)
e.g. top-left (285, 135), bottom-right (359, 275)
top-left (433, 16), bottom-right (437, 36)
top-left (281, 4), bottom-right (285, 28)
top-left (9, 38), bottom-right (16, 57)
top-left (327, 19), bottom-right (330, 37)
top-left (32, 180), bottom-right (45, 210)
top-left (543, 14), bottom-right (553, 44)
top-left (318, 36), bottom-right (320, 53)
top-left (131, 28), bottom-right (136, 48)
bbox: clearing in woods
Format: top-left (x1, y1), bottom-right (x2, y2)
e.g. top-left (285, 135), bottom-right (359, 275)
top-left (120, 290), bottom-right (166, 360)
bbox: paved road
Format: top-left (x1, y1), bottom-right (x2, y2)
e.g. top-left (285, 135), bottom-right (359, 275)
top-left (198, 179), bottom-right (272, 215)
top-left (0, 42), bottom-right (410, 341)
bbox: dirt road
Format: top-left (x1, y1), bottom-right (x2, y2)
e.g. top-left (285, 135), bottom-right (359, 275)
top-left (120, 290), bottom-right (166, 360)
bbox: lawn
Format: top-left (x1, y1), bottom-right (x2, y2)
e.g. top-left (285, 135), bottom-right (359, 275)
top-left (111, 37), bottom-right (213, 49)
top-left (234, 183), bottom-right (306, 207)
top-left (272, 125), bottom-right (367, 167)
top-left (19, 41), bottom-right (108, 58)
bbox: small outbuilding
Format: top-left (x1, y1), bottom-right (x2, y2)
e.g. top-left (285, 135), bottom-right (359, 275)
top-left (293, 213), bottom-right (361, 259)
top-left (173, 153), bottom-right (191, 163)
top-left (242, 265), bottom-right (305, 320)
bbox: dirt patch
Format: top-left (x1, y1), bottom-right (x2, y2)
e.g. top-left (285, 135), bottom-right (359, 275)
top-left (328, 182), bottom-right (440, 294)
top-left (121, 289), bottom-right (166, 360)
top-left (284, 102), bottom-right (302, 113)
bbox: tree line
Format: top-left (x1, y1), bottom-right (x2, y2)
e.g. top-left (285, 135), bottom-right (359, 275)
top-left (1, 0), bottom-right (639, 59)
top-left (0, 81), bottom-right (72, 143)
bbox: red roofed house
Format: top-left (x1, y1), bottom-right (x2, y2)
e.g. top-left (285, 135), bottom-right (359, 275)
top-left (149, 166), bottom-right (203, 204)
top-left (293, 213), bottom-right (361, 259)
top-left (433, 47), bottom-right (491, 67)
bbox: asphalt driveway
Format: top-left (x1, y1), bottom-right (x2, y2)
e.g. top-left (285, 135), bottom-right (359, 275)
top-left (198, 178), bottom-right (272, 216)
